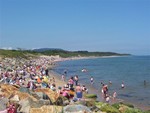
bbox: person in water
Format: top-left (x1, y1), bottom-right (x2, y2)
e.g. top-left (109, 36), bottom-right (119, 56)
top-left (113, 91), bottom-right (117, 101)
top-left (121, 82), bottom-right (125, 89)
top-left (90, 76), bottom-right (94, 84)
top-left (144, 80), bottom-right (146, 86)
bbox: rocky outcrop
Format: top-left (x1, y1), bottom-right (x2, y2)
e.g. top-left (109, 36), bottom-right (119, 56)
top-left (29, 105), bottom-right (63, 113)
top-left (63, 104), bottom-right (92, 113)
top-left (0, 98), bottom-right (9, 111)
top-left (35, 88), bottom-right (59, 103)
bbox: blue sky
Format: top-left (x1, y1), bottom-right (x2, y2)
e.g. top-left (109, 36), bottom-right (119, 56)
top-left (0, 0), bottom-right (150, 55)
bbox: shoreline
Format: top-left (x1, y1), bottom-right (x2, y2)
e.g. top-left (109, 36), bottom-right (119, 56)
top-left (54, 55), bottom-right (129, 62)
top-left (51, 56), bottom-right (149, 111)
top-left (0, 55), bottom-right (149, 112)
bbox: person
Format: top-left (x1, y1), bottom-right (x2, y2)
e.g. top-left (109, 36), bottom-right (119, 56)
top-left (61, 74), bottom-right (65, 81)
top-left (75, 84), bottom-right (82, 99)
top-left (50, 83), bottom-right (56, 91)
top-left (102, 84), bottom-right (108, 98)
top-left (121, 82), bottom-right (125, 89)
top-left (52, 77), bottom-right (55, 83)
top-left (113, 91), bottom-right (117, 100)
top-left (144, 80), bottom-right (146, 86)
top-left (61, 87), bottom-right (70, 100)
top-left (82, 85), bottom-right (88, 93)
top-left (90, 76), bottom-right (94, 85)
top-left (45, 69), bottom-right (49, 76)
top-left (81, 68), bottom-right (87, 72)
top-left (7, 104), bottom-right (17, 113)
top-left (109, 80), bottom-right (112, 84)
top-left (105, 94), bottom-right (110, 103)
top-left (74, 75), bottom-right (79, 86)
top-left (68, 76), bottom-right (74, 88)
top-left (63, 69), bottom-right (67, 80)
top-left (64, 69), bottom-right (67, 76)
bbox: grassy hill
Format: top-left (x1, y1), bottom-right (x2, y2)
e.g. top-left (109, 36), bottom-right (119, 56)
top-left (0, 49), bottom-right (130, 59)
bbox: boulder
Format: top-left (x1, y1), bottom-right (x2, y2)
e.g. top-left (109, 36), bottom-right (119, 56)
top-left (18, 98), bottom-right (31, 113)
top-left (19, 87), bottom-right (30, 94)
top-left (54, 96), bottom-right (69, 106)
top-left (30, 92), bottom-right (41, 100)
top-left (63, 104), bottom-right (92, 113)
top-left (9, 95), bottom-right (20, 102)
top-left (0, 84), bottom-right (18, 97)
top-left (0, 98), bottom-right (9, 111)
top-left (15, 91), bottom-right (37, 101)
top-left (18, 97), bottom-right (52, 113)
top-left (35, 88), bottom-right (59, 103)
top-left (29, 105), bottom-right (63, 113)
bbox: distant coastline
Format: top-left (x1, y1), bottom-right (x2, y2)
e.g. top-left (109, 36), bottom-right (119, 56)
top-left (0, 49), bottom-right (130, 60)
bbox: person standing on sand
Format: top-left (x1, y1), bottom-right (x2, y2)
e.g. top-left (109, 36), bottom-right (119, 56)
top-left (61, 74), bottom-right (65, 81)
top-left (63, 69), bottom-right (67, 80)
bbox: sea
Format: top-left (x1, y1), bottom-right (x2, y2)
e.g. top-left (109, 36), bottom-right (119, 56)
top-left (53, 56), bottom-right (150, 109)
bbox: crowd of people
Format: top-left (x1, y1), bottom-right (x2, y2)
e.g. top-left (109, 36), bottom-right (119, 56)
top-left (0, 56), bottom-right (126, 113)
top-left (0, 57), bottom-right (89, 106)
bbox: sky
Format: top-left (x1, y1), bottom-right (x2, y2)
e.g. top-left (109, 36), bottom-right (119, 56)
top-left (0, 0), bottom-right (150, 55)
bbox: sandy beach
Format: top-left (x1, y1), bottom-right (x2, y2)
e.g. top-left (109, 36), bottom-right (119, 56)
top-left (0, 55), bottom-right (149, 113)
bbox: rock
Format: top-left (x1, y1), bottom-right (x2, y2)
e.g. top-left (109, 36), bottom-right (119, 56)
top-left (15, 91), bottom-right (37, 101)
top-left (18, 98), bottom-right (31, 113)
top-left (39, 99), bottom-right (51, 105)
top-left (0, 84), bottom-right (18, 98)
top-left (29, 105), bottom-right (63, 113)
top-left (85, 94), bottom-right (97, 99)
top-left (33, 92), bottom-right (43, 98)
top-left (63, 104), bottom-right (92, 113)
top-left (0, 109), bottom-right (7, 113)
top-left (54, 96), bottom-right (68, 106)
top-left (19, 87), bottom-right (30, 94)
top-left (35, 88), bottom-right (59, 103)
top-left (30, 92), bottom-right (41, 100)
top-left (95, 102), bottom-right (120, 113)
top-left (18, 97), bottom-right (52, 113)
top-left (12, 84), bottom-right (20, 89)
top-left (0, 98), bottom-right (9, 111)
top-left (9, 95), bottom-right (20, 102)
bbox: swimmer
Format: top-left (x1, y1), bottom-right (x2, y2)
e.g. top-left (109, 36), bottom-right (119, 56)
top-left (121, 82), bottom-right (125, 89)
top-left (90, 76), bottom-right (94, 84)
top-left (109, 80), bottom-right (112, 84)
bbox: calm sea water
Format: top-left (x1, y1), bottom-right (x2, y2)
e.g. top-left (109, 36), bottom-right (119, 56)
top-left (54, 56), bottom-right (150, 108)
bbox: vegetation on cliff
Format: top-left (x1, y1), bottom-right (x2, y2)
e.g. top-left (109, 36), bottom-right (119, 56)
top-left (0, 49), bottom-right (130, 58)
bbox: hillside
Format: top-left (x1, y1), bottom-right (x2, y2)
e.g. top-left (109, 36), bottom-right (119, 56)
top-left (0, 49), bottom-right (130, 58)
